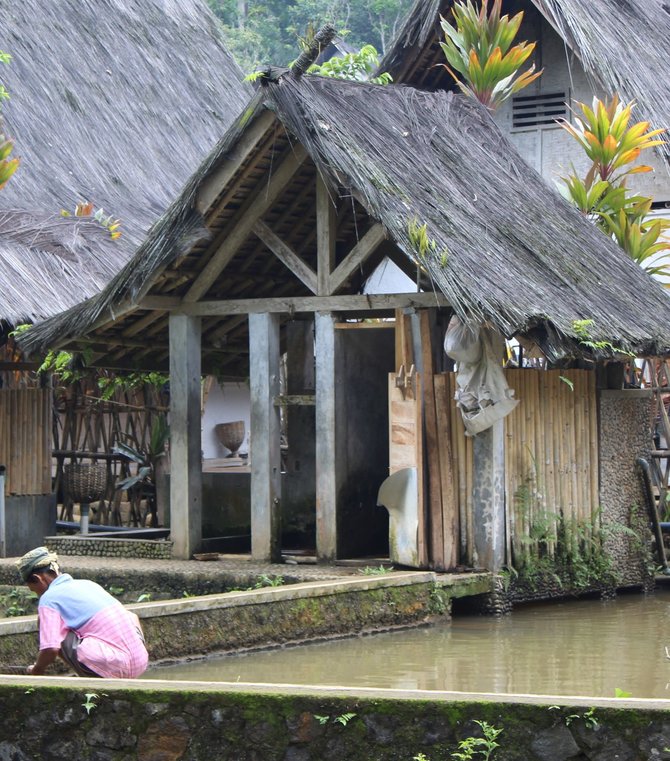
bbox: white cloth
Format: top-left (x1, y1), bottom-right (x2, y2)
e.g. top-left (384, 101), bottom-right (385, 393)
top-left (444, 316), bottom-right (518, 435)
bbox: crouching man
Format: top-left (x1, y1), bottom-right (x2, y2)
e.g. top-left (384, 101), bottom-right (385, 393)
top-left (17, 547), bottom-right (148, 678)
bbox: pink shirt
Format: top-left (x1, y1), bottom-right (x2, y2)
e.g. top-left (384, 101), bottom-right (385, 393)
top-left (38, 577), bottom-right (148, 678)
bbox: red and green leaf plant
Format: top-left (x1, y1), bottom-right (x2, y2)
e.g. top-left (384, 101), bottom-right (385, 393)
top-left (559, 95), bottom-right (670, 280)
top-left (439, 0), bottom-right (542, 109)
top-left (60, 201), bottom-right (122, 240)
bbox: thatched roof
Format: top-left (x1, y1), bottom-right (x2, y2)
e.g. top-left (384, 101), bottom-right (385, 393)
top-left (0, 210), bottom-right (123, 324)
top-left (19, 74), bottom-right (670, 370)
top-left (0, 0), bottom-right (250, 323)
top-left (380, 0), bottom-right (670, 139)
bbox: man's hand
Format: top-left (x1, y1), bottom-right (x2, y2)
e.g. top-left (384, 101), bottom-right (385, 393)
top-left (26, 663), bottom-right (35, 674)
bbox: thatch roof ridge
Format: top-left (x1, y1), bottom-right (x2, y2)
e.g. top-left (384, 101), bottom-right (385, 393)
top-left (0, 0), bottom-right (251, 254)
top-left (264, 75), bottom-right (670, 357)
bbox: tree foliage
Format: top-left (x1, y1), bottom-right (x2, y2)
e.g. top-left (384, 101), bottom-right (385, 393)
top-left (207, 0), bottom-right (412, 74)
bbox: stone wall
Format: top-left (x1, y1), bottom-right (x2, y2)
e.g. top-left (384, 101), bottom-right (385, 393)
top-left (599, 390), bottom-right (655, 586)
top-left (0, 680), bottom-right (668, 760)
top-left (43, 536), bottom-right (174, 559)
top-left (0, 572), bottom-right (492, 671)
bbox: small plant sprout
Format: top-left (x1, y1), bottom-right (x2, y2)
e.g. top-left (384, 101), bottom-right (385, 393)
top-left (136, 593), bottom-right (152, 603)
top-left (360, 565), bottom-right (389, 576)
top-left (615, 687), bottom-right (632, 698)
top-left (313, 712), bottom-right (356, 727)
top-left (559, 376), bottom-right (574, 391)
top-left (82, 693), bottom-right (99, 715)
top-left (451, 721), bottom-right (502, 760)
top-left (334, 712), bottom-right (356, 726)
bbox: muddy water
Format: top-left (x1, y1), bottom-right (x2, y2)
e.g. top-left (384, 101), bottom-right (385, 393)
top-left (146, 590), bottom-right (670, 698)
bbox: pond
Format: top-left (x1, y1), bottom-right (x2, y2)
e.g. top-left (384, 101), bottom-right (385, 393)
top-left (146, 589), bottom-right (670, 698)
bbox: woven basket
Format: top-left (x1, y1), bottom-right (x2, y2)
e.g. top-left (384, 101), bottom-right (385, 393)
top-left (215, 420), bottom-right (245, 454)
top-left (62, 463), bottom-right (107, 503)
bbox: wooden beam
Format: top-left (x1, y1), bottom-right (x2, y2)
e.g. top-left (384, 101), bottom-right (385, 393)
top-left (196, 108), bottom-right (276, 215)
top-left (169, 314), bottom-right (202, 560)
top-left (134, 295), bottom-right (181, 311)
top-left (249, 313), bottom-right (282, 562)
top-left (316, 175), bottom-right (336, 295)
top-left (315, 311), bottom-right (337, 561)
top-left (185, 145), bottom-right (309, 304)
top-left (272, 394), bottom-right (316, 406)
top-left (252, 220), bottom-right (318, 294)
top-left (328, 223), bottom-right (387, 294)
top-left (177, 292), bottom-right (449, 316)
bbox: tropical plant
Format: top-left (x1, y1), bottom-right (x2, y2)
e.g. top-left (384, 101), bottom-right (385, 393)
top-left (559, 95), bottom-right (670, 279)
top-left (0, 50), bottom-right (19, 191)
top-left (439, 0), bottom-right (541, 109)
top-left (307, 43), bottom-right (392, 84)
top-left (112, 414), bottom-right (169, 527)
top-left (60, 200), bottom-right (122, 240)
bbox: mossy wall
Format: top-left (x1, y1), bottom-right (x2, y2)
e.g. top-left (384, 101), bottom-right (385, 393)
top-left (0, 682), bottom-right (668, 760)
top-left (0, 574), bottom-right (467, 672)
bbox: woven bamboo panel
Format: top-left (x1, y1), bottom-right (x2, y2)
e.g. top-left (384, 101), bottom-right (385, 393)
top-left (443, 369), bottom-right (598, 566)
top-left (0, 387), bottom-right (52, 496)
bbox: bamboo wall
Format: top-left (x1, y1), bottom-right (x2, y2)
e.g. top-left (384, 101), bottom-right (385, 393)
top-left (0, 388), bottom-right (51, 496)
top-left (446, 368), bottom-right (599, 566)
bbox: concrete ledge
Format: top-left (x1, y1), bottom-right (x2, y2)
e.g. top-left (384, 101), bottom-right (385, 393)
top-left (0, 571), bottom-right (493, 667)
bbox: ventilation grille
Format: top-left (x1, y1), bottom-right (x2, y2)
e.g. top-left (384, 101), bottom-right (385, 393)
top-left (512, 92), bottom-right (567, 129)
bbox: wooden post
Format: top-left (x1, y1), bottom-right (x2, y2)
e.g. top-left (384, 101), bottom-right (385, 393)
top-left (169, 314), bottom-right (202, 560)
top-left (249, 313), bottom-right (282, 562)
top-left (316, 176), bottom-right (336, 295)
top-left (472, 419), bottom-right (506, 571)
top-left (315, 311), bottom-right (337, 561)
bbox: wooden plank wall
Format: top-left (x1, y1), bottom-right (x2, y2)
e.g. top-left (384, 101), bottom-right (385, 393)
top-left (0, 388), bottom-right (52, 496)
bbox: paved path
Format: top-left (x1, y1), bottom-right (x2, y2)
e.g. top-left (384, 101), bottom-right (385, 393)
top-left (0, 553), bottom-right (377, 588)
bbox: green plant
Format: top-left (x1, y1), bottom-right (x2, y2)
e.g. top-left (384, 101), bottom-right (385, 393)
top-left (82, 692), bottom-right (99, 715)
top-left (0, 587), bottom-right (38, 617)
top-left (451, 720), bottom-right (502, 760)
top-left (254, 574), bottom-right (285, 588)
top-left (314, 712), bottom-right (357, 726)
top-left (107, 585), bottom-right (125, 597)
top-left (615, 687), bottom-right (632, 698)
top-left (439, 0), bottom-right (541, 109)
top-left (413, 754), bottom-right (431, 761)
top-left (428, 584), bottom-right (450, 615)
top-left (559, 95), bottom-right (670, 280)
top-left (359, 565), bottom-right (389, 576)
top-left (136, 593), bottom-right (152, 603)
top-left (570, 318), bottom-right (633, 357)
top-left (307, 44), bottom-right (392, 84)
top-left (565, 707), bottom-right (598, 730)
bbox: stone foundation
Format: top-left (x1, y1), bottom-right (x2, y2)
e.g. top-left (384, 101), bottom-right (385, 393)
top-left (44, 536), bottom-right (173, 559)
top-left (0, 680), bottom-right (667, 760)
